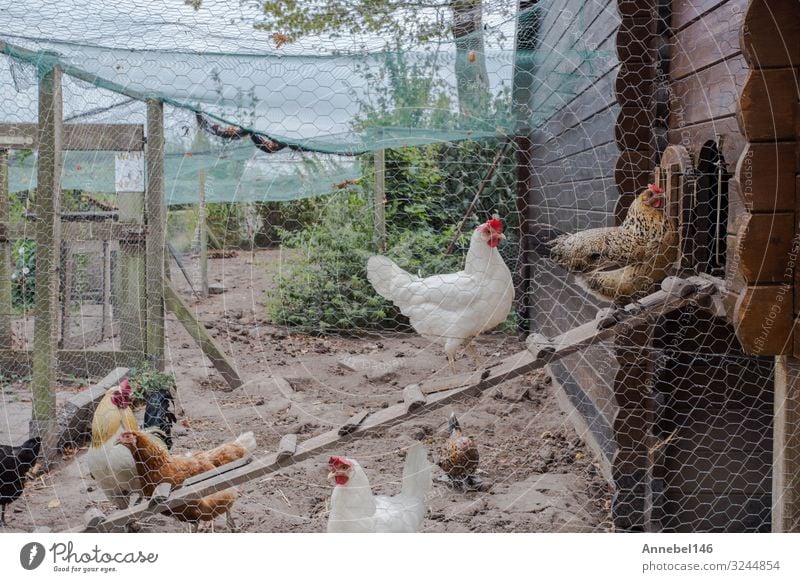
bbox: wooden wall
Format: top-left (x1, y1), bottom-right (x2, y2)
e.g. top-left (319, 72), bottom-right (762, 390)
top-left (521, 0), bottom-right (622, 479)
top-left (519, 0), bottom-right (792, 531)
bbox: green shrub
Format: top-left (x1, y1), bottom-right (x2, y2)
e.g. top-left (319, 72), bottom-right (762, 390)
top-left (127, 367), bottom-right (177, 406)
top-left (266, 139), bottom-right (519, 334)
top-left (267, 183), bottom-right (472, 333)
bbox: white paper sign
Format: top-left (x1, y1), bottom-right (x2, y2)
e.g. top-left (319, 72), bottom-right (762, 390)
top-left (115, 151), bottom-right (145, 192)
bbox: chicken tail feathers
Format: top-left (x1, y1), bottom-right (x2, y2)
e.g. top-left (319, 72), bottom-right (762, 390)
top-left (366, 255), bottom-right (416, 302)
top-left (401, 442), bottom-right (433, 501)
top-left (530, 223), bottom-right (567, 258)
top-left (448, 412), bottom-right (461, 437)
top-left (234, 431), bottom-right (257, 454)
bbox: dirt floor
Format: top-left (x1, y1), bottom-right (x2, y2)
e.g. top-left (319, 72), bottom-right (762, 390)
top-left (2, 249), bottom-right (612, 533)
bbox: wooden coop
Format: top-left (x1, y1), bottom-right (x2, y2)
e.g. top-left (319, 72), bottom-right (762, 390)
top-left (514, 0), bottom-right (800, 532)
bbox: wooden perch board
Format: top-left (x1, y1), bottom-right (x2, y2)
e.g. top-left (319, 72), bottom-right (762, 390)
top-left (82, 276), bottom-right (716, 533)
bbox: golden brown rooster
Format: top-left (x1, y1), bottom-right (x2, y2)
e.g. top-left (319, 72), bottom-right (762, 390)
top-left (546, 184), bottom-right (678, 303)
top-left (438, 413), bottom-right (481, 491)
top-left (86, 379), bottom-right (148, 509)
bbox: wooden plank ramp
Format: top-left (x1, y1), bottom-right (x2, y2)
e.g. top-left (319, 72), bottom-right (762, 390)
top-left (78, 276), bottom-right (716, 532)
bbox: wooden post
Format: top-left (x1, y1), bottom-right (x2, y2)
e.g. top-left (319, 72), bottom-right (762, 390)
top-left (0, 149), bottom-right (12, 349)
top-left (611, 324), bottom-right (657, 532)
top-left (117, 187), bottom-right (146, 355)
top-left (58, 243), bottom-right (73, 348)
top-left (146, 100), bottom-right (166, 369)
top-left (373, 148), bottom-right (386, 252)
top-left (197, 169), bottom-right (208, 298)
top-left (773, 356), bottom-right (800, 532)
top-left (163, 282), bottom-right (242, 389)
top-left (31, 63), bottom-right (62, 464)
top-left (101, 240), bottom-right (111, 338)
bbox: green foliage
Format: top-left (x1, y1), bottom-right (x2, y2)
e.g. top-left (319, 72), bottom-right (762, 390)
top-left (267, 188), bottom-right (392, 332)
top-left (127, 367), bottom-right (177, 406)
top-left (259, 19), bottom-right (517, 334)
top-left (205, 202), bottom-right (246, 248)
top-left (11, 240), bottom-right (36, 310)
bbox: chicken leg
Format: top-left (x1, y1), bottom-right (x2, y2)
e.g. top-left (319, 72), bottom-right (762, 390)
top-left (465, 343), bottom-right (483, 369)
top-left (226, 510), bottom-right (238, 532)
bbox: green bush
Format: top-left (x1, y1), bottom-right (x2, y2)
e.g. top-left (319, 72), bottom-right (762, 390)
top-left (127, 367), bottom-right (177, 406)
top-left (266, 138), bottom-right (519, 334)
top-left (267, 182), bottom-right (473, 333)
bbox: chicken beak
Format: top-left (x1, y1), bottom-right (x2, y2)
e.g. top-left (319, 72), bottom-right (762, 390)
top-left (327, 471), bottom-right (336, 482)
top-left (499, 232), bottom-right (507, 240)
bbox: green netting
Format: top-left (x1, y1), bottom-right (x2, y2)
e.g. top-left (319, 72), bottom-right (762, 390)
top-left (0, 0), bottom-right (612, 203)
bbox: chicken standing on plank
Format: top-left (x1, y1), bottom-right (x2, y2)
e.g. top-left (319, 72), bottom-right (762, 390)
top-left (367, 216), bottom-right (513, 373)
top-left (546, 184), bottom-right (677, 304)
top-left (0, 437), bottom-right (40, 526)
top-left (117, 430), bottom-right (253, 532)
top-left (438, 413), bottom-right (481, 491)
top-left (327, 442), bottom-right (433, 533)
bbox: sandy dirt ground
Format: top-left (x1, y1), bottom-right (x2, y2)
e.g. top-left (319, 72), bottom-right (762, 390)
top-left (2, 249), bottom-right (611, 533)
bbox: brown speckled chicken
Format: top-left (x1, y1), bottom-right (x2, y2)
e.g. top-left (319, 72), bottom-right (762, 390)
top-left (547, 184), bottom-right (678, 303)
top-left (438, 413), bottom-right (481, 490)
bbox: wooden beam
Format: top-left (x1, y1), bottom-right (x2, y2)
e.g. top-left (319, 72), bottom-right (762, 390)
top-left (85, 277), bottom-right (717, 532)
top-left (163, 282), bottom-right (242, 389)
top-left (0, 222), bottom-right (145, 242)
top-left (373, 148), bottom-right (386, 252)
top-left (737, 68), bottom-right (799, 142)
top-left (742, 0), bottom-right (800, 68)
top-left (31, 63), bottom-right (62, 465)
top-left (146, 100), bottom-right (166, 369)
top-left (734, 285), bottom-right (794, 355)
top-left (735, 212), bottom-right (795, 283)
top-left (0, 123), bottom-right (144, 151)
top-left (0, 150), bottom-right (11, 349)
top-left (0, 350), bottom-right (146, 378)
top-left (117, 189), bottom-right (146, 355)
top-left (197, 170), bottom-right (208, 298)
top-left (735, 142), bottom-right (797, 213)
top-left (774, 355), bottom-right (800, 532)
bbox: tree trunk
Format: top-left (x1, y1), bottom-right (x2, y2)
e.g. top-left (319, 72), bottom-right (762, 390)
top-left (451, 0), bottom-right (490, 120)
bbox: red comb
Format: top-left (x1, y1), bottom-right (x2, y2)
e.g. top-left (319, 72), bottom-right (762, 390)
top-left (648, 183), bottom-right (664, 194)
top-left (486, 217), bottom-right (503, 232)
top-left (328, 456), bottom-right (350, 469)
top-left (119, 378), bottom-right (131, 394)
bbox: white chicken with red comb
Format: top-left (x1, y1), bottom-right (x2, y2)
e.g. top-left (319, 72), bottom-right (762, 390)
top-left (367, 216), bottom-right (513, 373)
top-left (327, 442), bottom-right (433, 533)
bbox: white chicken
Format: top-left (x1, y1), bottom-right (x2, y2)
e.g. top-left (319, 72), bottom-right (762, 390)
top-left (367, 216), bottom-right (513, 372)
top-left (327, 442), bottom-right (433, 533)
top-left (85, 379), bottom-right (148, 510)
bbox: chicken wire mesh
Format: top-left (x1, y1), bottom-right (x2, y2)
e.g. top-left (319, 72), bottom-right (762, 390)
top-left (0, 0), bottom-right (790, 535)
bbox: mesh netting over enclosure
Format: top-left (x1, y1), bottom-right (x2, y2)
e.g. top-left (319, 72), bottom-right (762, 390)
top-left (0, 0), bottom-right (797, 535)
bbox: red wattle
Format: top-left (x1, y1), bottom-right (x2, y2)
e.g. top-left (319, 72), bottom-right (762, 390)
top-left (335, 475), bottom-right (349, 485)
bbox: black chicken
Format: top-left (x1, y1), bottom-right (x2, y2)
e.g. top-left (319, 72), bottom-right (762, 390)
top-left (0, 436), bottom-right (41, 526)
top-left (142, 388), bottom-right (177, 450)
